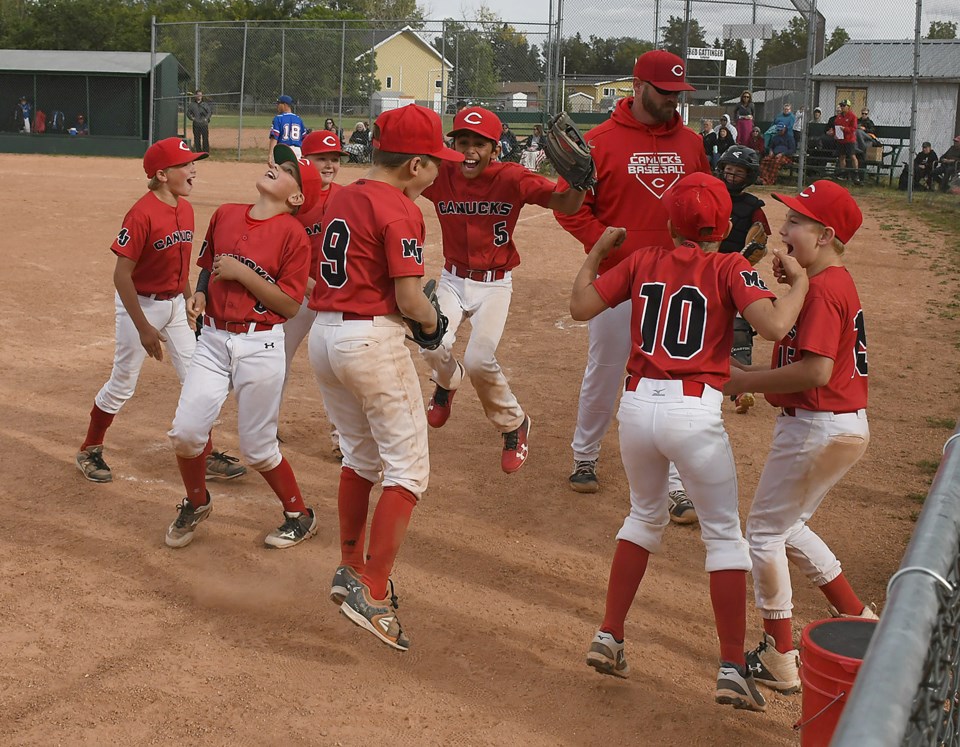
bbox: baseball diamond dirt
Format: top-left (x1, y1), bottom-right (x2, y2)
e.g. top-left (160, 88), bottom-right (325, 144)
top-left (2, 153), bottom-right (957, 745)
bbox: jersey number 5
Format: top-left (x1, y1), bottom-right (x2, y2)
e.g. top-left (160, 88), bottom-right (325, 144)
top-left (637, 283), bottom-right (707, 360)
top-left (319, 218), bottom-right (350, 289)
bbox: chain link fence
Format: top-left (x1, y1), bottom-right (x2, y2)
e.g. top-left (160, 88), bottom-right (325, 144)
top-left (154, 19), bottom-right (551, 159)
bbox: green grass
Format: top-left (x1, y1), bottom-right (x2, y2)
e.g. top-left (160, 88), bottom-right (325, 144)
top-left (916, 458), bottom-right (940, 475)
top-left (926, 416), bottom-right (957, 429)
top-left (906, 491), bottom-right (927, 504)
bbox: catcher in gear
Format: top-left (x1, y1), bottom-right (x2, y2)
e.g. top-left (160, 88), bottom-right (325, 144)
top-left (543, 112), bottom-right (597, 192)
top-left (716, 144), bottom-right (771, 414)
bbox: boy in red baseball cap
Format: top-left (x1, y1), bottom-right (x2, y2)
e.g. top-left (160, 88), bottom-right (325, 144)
top-left (570, 173), bottom-right (810, 712)
top-left (280, 131), bottom-right (350, 457)
top-left (76, 138), bottom-right (247, 485)
top-left (727, 180), bottom-right (875, 695)
top-left (308, 104), bottom-right (462, 651)
top-left (418, 105), bottom-right (588, 473)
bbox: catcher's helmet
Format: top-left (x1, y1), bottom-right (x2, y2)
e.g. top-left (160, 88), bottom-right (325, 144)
top-left (717, 145), bottom-right (760, 193)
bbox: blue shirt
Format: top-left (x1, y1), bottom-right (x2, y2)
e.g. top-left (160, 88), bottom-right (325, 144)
top-left (270, 112), bottom-right (305, 147)
top-left (19, 102), bottom-right (30, 119)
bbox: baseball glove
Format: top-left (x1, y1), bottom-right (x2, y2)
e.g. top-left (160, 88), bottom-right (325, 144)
top-left (742, 222), bottom-right (768, 266)
top-left (543, 112), bottom-right (596, 192)
top-left (405, 279), bottom-right (448, 350)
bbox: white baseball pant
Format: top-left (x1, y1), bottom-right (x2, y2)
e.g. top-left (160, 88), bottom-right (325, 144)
top-left (746, 409), bottom-right (869, 619)
top-left (168, 324), bottom-right (286, 472)
top-left (95, 292), bottom-right (195, 414)
top-left (420, 269), bottom-right (524, 432)
top-left (616, 379), bottom-right (751, 571)
top-left (309, 313), bottom-right (429, 497)
top-left (572, 299), bottom-right (684, 490)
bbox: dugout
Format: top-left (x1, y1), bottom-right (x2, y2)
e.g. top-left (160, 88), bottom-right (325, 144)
top-left (0, 49), bottom-right (182, 157)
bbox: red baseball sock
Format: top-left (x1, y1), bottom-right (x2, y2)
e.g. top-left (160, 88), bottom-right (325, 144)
top-left (763, 617), bottom-right (795, 653)
top-left (259, 457), bottom-right (307, 514)
top-left (81, 404), bottom-right (115, 451)
top-left (338, 467), bottom-right (374, 571)
top-left (599, 540), bottom-right (650, 641)
top-left (709, 570), bottom-right (747, 666)
top-left (361, 485), bottom-right (416, 601)
top-left (819, 574), bottom-right (865, 616)
top-left (177, 441), bottom-right (212, 507)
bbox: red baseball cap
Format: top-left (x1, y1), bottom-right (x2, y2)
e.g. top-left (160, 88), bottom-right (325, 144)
top-left (373, 105), bottom-right (464, 162)
top-left (296, 157), bottom-right (325, 214)
top-left (302, 129), bottom-right (348, 157)
top-left (772, 180), bottom-right (863, 244)
top-left (665, 173), bottom-right (732, 243)
top-left (143, 137), bottom-right (207, 177)
top-left (447, 106), bottom-right (501, 141)
top-left (633, 50), bottom-right (695, 92)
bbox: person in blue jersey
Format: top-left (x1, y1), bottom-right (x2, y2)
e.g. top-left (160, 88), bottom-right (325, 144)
top-left (269, 94), bottom-right (306, 163)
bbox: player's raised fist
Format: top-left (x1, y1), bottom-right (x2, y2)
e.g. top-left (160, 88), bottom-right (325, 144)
top-left (590, 226), bottom-right (627, 260)
top-left (770, 247), bottom-right (807, 288)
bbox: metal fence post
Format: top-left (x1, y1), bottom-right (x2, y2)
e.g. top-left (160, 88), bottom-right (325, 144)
top-left (281, 28), bottom-right (286, 96)
top-left (798, 0), bottom-right (818, 190)
top-left (238, 20), bottom-right (248, 161)
top-left (149, 15), bottom-right (156, 144)
top-left (907, 0), bottom-right (922, 203)
top-left (338, 21), bottom-right (346, 130)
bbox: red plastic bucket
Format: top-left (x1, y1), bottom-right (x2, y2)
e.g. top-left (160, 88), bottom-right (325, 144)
top-left (796, 618), bottom-right (878, 747)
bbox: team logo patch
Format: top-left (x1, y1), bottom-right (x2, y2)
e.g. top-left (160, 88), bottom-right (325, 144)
top-left (401, 238), bottom-right (424, 264)
top-left (464, 111), bottom-right (483, 125)
top-left (739, 270), bottom-right (769, 291)
top-left (627, 153), bottom-right (684, 198)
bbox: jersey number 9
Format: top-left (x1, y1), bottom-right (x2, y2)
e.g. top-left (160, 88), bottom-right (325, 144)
top-left (319, 218), bottom-right (350, 289)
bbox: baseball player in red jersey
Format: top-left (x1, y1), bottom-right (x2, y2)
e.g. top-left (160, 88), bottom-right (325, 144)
top-left (76, 138), bottom-right (247, 485)
top-left (420, 106), bottom-right (587, 472)
top-left (555, 50), bottom-right (711, 525)
top-left (166, 144), bottom-right (316, 549)
top-left (570, 174), bottom-right (809, 713)
top-left (308, 104), bottom-right (463, 651)
top-left (280, 131), bottom-right (348, 457)
top-left (834, 99), bottom-right (861, 185)
top-left (725, 181), bottom-right (875, 695)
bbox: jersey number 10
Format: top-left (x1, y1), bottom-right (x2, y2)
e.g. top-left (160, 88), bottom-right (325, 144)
top-left (637, 283), bottom-right (707, 360)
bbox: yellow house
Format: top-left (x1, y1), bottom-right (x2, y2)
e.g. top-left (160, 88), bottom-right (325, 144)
top-left (356, 26), bottom-right (453, 112)
top-left (563, 76), bottom-right (634, 110)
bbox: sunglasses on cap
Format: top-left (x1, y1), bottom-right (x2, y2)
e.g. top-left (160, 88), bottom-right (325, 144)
top-left (645, 81), bottom-right (678, 96)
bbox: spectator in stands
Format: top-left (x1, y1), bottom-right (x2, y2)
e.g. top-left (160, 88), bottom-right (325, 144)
top-left (701, 119), bottom-right (719, 167)
top-left (323, 118), bottom-right (344, 144)
top-left (913, 141), bottom-right (938, 191)
top-left (69, 114), bottom-right (89, 136)
top-left (500, 122), bottom-right (519, 159)
top-left (933, 135), bottom-right (960, 192)
top-left (187, 90), bottom-right (211, 153)
top-left (758, 124), bottom-right (796, 185)
top-left (520, 124), bottom-right (546, 171)
top-left (812, 107), bottom-right (823, 123)
top-left (834, 99), bottom-right (860, 184)
top-left (747, 125), bottom-right (765, 157)
top-left (859, 108), bottom-right (875, 133)
top-left (342, 121), bottom-right (370, 162)
top-left (17, 95), bottom-right (31, 133)
top-left (773, 103), bottom-right (796, 152)
top-left (715, 124), bottom-right (736, 159)
top-left (793, 106), bottom-right (805, 152)
top-left (733, 90), bottom-right (755, 145)
top-left (718, 113), bottom-right (737, 141)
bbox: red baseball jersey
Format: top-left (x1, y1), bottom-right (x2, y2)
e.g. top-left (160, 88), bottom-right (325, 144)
top-left (296, 182), bottom-right (342, 278)
top-left (593, 241), bottom-right (776, 391)
top-left (422, 160), bottom-right (555, 271)
top-left (198, 204), bottom-right (310, 325)
top-left (308, 179), bottom-right (426, 316)
top-left (834, 111), bottom-right (858, 143)
top-left (767, 266), bottom-right (868, 412)
top-left (111, 191), bottom-right (195, 296)
top-left (555, 97), bottom-right (711, 274)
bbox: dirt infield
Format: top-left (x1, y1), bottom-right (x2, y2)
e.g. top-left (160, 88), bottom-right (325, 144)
top-left (3, 153), bottom-right (957, 746)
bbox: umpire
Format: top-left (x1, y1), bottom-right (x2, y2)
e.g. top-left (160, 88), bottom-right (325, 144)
top-left (187, 91), bottom-right (212, 153)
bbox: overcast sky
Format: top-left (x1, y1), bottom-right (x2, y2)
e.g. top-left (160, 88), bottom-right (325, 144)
top-left (420, 0), bottom-right (957, 45)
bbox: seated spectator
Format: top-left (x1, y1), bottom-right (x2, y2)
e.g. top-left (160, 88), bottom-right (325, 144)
top-left (773, 103), bottom-right (796, 152)
top-left (759, 125), bottom-right (796, 184)
top-left (859, 108), bottom-right (875, 133)
top-left (69, 114), bottom-right (89, 136)
top-left (933, 135), bottom-right (960, 192)
top-left (500, 122), bottom-right (519, 160)
top-left (812, 107), bottom-right (823, 123)
top-left (715, 124), bottom-right (735, 159)
top-left (323, 118), bottom-right (344, 144)
top-left (746, 125), bottom-right (765, 157)
top-left (342, 121), bottom-right (370, 162)
top-left (718, 113), bottom-right (737, 141)
top-left (701, 119), bottom-right (718, 167)
top-left (520, 124), bottom-right (546, 171)
top-left (913, 141), bottom-right (938, 191)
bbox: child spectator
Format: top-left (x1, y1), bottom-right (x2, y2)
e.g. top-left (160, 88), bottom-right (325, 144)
top-left (165, 144), bottom-right (315, 549)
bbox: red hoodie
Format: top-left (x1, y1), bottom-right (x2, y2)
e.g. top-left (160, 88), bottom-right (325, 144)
top-left (555, 96), bottom-right (710, 273)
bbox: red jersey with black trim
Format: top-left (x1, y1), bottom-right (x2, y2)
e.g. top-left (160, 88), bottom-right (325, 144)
top-left (111, 191), bottom-right (194, 296)
top-left (767, 266), bottom-right (868, 412)
top-left (296, 182), bottom-right (342, 278)
top-left (555, 98), bottom-right (711, 274)
top-left (593, 241), bottom-right (776, 391)
top-left (834, 111), bottom-right (858, 143)
top-left (308, 179), bottom-right (426, 316)
top-left (198, 203), bottom-right (310, 325)
top-left (422, 160), bottom-right (555, 271)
